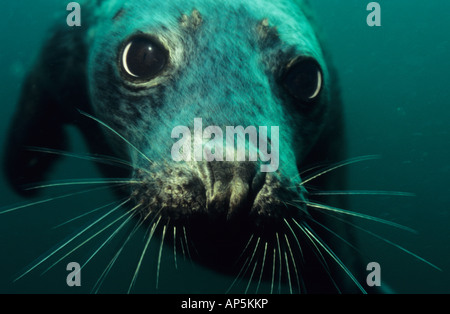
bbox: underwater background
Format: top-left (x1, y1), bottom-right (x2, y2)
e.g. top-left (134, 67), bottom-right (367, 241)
top-left (0, 0), bottom-right (449, 293)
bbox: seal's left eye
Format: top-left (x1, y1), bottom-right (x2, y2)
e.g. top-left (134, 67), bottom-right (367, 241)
top-left (121, 35), bottom-right (168, 81)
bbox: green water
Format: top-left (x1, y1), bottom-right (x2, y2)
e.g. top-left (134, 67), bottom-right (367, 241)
top-left (0, 0), bottom-right (449, 293)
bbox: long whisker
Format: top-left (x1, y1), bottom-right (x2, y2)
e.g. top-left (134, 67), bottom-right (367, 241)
top-left (78, 110), bottom-right (154, 166)
top-left (322, 212), bottom-right (442, 272)
top-left (291, 218), bottom-right (338, 292)
top-left (284, 251), bottom-right (292, 294)
top-left (284, 234), bottom-right (301, 294)
top-left (92, 218), bottom-right (143, 294)
top-left (294, 200), bottom-right (417, 233)
top-left (26, 146), bottom-right (137, 171)
top-left (14, 198), bottom-right (130, 282)
top-left (182, 226), bottom-right (192, 262)
top-left (25, 179), bottom-right (140, 191)
top-left (307, 216), bottom-right (361, 254)
top-left (234, 234), bottom-right (255, 266)
top-left (295, 220), bottom-right (367, 294)
top-left (77, 206), bottom-right (137, 272)
top-left (255, 241), bottom-right (268, 294)
top-left (283, 218), bottom-right (304, 263)
top-left (128, 216), bottom-right (162, 294)
top-left (270, 247), bottom-right (276, 294)
top-left (301, 155), bottom-right (380, 186)
top-left (53, 200), bottom-right (120, 229)
top-left (309, 190), bottom-right (415, 197)
top-left (275, 233), bottom-right (282, 294)
top-left (42, 202), bottom-right (139, 275)
top-left (245, 261), bottom-right (258, 294)
top-left (173, 226), bottom-right (178, 270)
top-left (156, 223), bottom-right (168, 290)
top-left (226, 236), bottom-right (260, 294)
top-left (0, 185), bottom-right (115, 215)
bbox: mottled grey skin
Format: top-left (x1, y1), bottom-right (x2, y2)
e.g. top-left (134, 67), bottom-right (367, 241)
top-left (4, 0), bottom-right (369, 293)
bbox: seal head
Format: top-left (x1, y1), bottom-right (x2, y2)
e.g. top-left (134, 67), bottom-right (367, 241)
top-left (5, 0), bottom-right (355, 292)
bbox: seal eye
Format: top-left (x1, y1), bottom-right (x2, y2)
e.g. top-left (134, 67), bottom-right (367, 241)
top-left (283, 58), bottom-right (323, 102)
top-left (121, 35), bottom-right (168, 81)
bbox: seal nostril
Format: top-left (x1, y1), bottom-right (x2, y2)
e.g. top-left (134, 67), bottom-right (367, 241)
top-left (228, 178), bottom-right (250, 220)
top-left (249, 171), bottom-right (266, 203)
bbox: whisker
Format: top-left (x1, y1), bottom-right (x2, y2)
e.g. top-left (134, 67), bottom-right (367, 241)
top-left (270, 247), bottom-right (276, 294)
top-left (226, 255), bottom-right (250, 294)
top-left (255, 241), bottom-right (268, 294)
top-left (182, 226), bottom-right (192, 262)
top-left (291, 217), bottom-right (329, 272)
top-left (244, 237), bottom-right (261, 294)
top-left (25, 179), bottom-right (140, 191)
top-left (294, 200), bottom-right (417, 234)
top-left (0, 185), bottom-right (115, 215)
top-left (284, 234), bottom-right (301, 294)
top-left (245, 261), bottom-right (258, 295)
top-left (77, 206), bottom-right (137, 273)
top-left (309, 190), bottom-right (415, 197)
top-left (291, 218), bottom-right (337, 291)
top-left (173, 226), bottom-right (178, 270)
top-left (323, 212), bottom-right (442, 272)
top-left (92, 218), bottom-right (143, 294)
top-left (283, 218), bottom-right (305, 263)
top-left (42, 202), bottom-right (139, 275)
top-left (53, 200), bottom-right (119, 229)
top-left (14, 198), bottom-right (130, 282)
top-left (156, 223), bottom-right (168, 290)
top-left (301, 155), bottom-right (380, 186)
top-left (128, 216), bottom-right (162, 294)
top-left (307, 216), bottom-right (361, 254)
top-left (226, 236), bottom-right (260, 294)
top-left (296, 220), bottom-right (367, 294)
top-left (179, 231), bottom-right (187, 261)
top-left (284, 251), bottom-right (292, 294)
top-left (78, 110), bottom-right (154, 166)
top-left (275, 233), bottom-right (282, 294)
top-left (26, 146), bottom-right (137, 171)
top-left (234, 234), bottom-right (255, 266)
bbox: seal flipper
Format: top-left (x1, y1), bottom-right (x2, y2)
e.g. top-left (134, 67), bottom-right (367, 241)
top-left (4, 69), bottom-right (69, 197)
top-left (4, 25), bottom-right (129, 197)
top-left (4, 27), bottom-right (93, 196)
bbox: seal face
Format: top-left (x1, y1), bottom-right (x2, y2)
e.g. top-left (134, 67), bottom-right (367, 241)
top-left (4, 0), bottom-right (362, 292)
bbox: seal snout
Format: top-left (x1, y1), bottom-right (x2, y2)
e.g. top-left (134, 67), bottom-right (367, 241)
top-left (131, 159), bottom-right (306, 228)
top-left (198, 160), bottom-right (264, 221)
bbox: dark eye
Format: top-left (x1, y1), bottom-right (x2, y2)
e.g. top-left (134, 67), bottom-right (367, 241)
top-left (283, 57), bottom-right (323, 102)
top-left (120, 35), bottom-right (168, 81)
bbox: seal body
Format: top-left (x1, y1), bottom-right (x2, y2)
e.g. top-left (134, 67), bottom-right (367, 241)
top-left (4, 0), bottom-right (368, 293)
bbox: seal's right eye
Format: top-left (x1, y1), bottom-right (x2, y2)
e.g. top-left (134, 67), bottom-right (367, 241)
top-left (120, 35), bottom-right (168, 81)
top-left (283, 57), bottom-right (323, 103)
